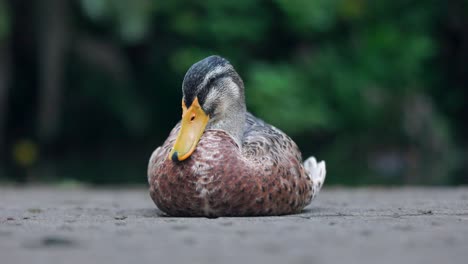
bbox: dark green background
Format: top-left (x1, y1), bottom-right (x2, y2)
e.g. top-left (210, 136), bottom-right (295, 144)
top-left (0, 0), bottom-right (467, 185)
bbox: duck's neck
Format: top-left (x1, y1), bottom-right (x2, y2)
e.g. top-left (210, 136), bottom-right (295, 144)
top-left (207, 102), bottom-right (246, 148)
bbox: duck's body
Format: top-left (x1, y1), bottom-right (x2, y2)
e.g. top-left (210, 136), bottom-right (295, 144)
top-left (148, 56), bottom-right (325, 217)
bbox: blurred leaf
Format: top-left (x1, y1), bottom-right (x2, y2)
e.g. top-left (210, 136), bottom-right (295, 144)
top-left (247, 63), bottom-right (332, 133)
top-left (80, 0), bottom-right (156, 42)
top-left (275, 0), bottom-right (340, 33)
top-left (0, 0), bottom-right (10, 41)
top-left (339, 0), bottom-right (366, 20)
top-left (170, 48), bottom-right (213, 74)
top-left (171, 11), bottom-right (200, 36)
top-left (80, 0), bottom-right (108, 20)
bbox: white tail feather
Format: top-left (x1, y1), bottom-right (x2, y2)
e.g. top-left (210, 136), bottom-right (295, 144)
top-left (303, 156), bottom-right (326, 199)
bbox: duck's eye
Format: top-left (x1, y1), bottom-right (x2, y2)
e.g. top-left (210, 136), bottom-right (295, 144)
top-left (207, 77), bottom-right (215, 85)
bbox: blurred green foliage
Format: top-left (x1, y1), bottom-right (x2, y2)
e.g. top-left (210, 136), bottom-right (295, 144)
top-left (0, 0), bottom-right (10, 40)
top-left (0, 0), bottom-right (467, 185)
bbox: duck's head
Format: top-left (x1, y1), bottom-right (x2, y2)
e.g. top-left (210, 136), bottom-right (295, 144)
top-left (169, 55), bottom-right (246, 162)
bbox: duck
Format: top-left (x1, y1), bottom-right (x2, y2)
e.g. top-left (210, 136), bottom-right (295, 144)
top-left (148, 55), bottom-right (326, 217)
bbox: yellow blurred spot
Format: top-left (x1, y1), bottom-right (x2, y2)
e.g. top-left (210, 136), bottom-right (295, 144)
top-left (340, 0), bottom-right (365, 19)
top-left (12, 140), bottom-right (38, 167)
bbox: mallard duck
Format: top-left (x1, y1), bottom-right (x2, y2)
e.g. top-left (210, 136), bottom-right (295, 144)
top-left (148, 55), bottom-right (326, 217)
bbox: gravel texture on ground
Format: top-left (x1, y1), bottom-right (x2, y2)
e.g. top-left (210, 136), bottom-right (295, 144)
top-left (1, 186), bottom-right (467, 264)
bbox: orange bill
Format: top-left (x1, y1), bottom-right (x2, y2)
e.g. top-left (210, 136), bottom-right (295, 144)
top-left (168, 97), bottom-right (209, 161)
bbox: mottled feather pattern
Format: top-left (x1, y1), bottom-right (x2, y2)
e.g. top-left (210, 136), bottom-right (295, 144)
top-left (148, 113), bottom-right (325, 217)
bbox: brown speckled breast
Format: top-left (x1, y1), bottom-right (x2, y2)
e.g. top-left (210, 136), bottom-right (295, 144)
top-left (148, 117), bottom-right (316, 217)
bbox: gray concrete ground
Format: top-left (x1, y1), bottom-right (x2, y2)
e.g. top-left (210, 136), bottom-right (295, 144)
top-left (1, 187), bottom-right (467, 264)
